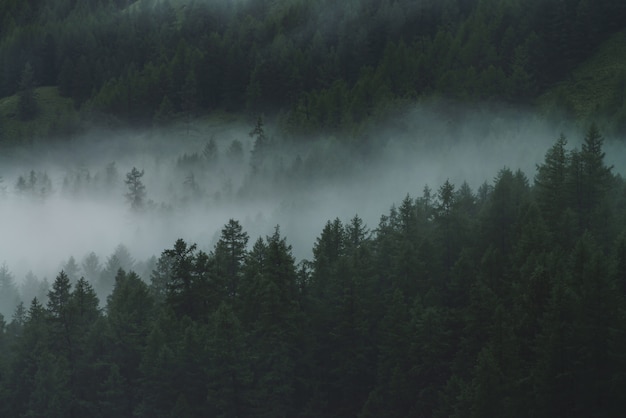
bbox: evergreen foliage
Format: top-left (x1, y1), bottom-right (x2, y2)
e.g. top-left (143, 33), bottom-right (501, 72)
top-left (17, 62), bottom-right (39, 120)
top-left (1, 128), bottom-right (626, 415)
top-left (124, 167), bottom-right (146, 211)
top-left (1, 0), bottom-right (624, 133)
top-left (2, 1), bottom-right (626, 410)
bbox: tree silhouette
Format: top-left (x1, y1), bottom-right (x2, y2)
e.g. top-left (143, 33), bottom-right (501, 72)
top-left (124, 167), bottom-right (146, 211)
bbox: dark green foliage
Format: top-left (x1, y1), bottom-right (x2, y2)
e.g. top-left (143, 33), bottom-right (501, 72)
top-left (3, 126), bottom-right (626, 416)
top-left (17, 62), bottom-right (39, 120)
top-left (213, 219), bottom-right (248, 301)
top-left (104, 269), bottom-right (154, 414)
top-left (206, 302), bottom-right (253, 417)
top-left (46, 271), bottom-right (72, 322)
top-left (0, 264), bottom-right (20, 319)
top-left (152, 95), bottom-right (174, 127)
top-left (578, 123), bottom-right (614, 230)
top-left (249, 116), bottom-right (269, 174)
top-left (535, 133), bottom-right (569, 235)
top-left (162, 239), bottom-right (210, 321)
top-left (236, 227), bottom-right (307, 416)
top-left (1, 0), bottom-right (624, 131)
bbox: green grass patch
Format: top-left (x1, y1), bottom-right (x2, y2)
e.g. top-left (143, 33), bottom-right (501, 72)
top-left (539, 30), bottom-right (626, 130)
top-left (0, 86), bottom-right (79, 144)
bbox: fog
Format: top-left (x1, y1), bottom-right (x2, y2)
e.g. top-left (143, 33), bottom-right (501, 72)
top-left (1, 104), bottom-right (624, 289)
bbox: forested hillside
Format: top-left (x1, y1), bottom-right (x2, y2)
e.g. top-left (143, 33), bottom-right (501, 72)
top-left (1, 0), bottom-right (626, 138)
top-left (1, 125), bottom-right (626, 416)
top-left (3, 1), bottom-right (626, 417)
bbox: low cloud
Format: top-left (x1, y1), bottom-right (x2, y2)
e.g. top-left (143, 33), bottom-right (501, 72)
top-left (0, 103), bottom-right (620, 285)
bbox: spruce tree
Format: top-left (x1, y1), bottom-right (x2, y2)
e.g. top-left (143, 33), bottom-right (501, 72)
top-left (213, 219), bottom-right (249, 301)
top-left (124, 167), bottom-right (146, 211)
top-left (535, 133), bottom-right (569, 233)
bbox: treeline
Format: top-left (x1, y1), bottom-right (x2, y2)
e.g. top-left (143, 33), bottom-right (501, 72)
top-left (0, 244), bottom-right (153, 321)
top-left (1, 124), bottom-right (626, 416)
top-left (1, 0), bottom-right (625, 131)
top-left (0, 118), bottom-right (329, 210)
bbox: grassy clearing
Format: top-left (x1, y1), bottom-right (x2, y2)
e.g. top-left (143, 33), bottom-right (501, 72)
top-left (0, 86), bottom-right (79, 144)
top-left (539, 30), bottom-right (626, 129)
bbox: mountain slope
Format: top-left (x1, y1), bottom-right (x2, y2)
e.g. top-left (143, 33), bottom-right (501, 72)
top-left (539, 29), bottom-right (626, 131)
top-left (0, 87), bottom-right (78, 144)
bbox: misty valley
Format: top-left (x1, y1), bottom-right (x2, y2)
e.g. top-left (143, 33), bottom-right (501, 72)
top-left (2, 0), bottom-right (626, 416)
top-left (1, 113), bottom-right (626, 417)
top-left (0, 108), bottom-right (558, 283)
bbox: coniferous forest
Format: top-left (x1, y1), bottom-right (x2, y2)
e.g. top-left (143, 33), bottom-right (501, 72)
top-left (1, 124), bottom-right (626, 417)
top-left (2, 1), bottom-right (626, 417)
top-left (2, 0), bottom-right (626, 136)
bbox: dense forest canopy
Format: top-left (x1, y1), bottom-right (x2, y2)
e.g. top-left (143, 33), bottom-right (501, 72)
top-left (1, 124), bottom-right (626, 416)
top-left (2, 0), bottom-right (626, 417)
top-left (1, 0), bottom-right (626, 137)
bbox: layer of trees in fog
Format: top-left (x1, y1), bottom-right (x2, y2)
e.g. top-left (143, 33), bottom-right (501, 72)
top-left (1, 124), bottom-right (626, 417)
top-left (2, 1), bottom-right (626, 416)
top-left (0, 108), bottom-right (564, 284)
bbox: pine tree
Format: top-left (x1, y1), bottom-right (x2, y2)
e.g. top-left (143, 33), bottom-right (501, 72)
top-left (321, 215), bottom-right (377, 416)
top-left (63, 256), bottom-right (80, 284)
top-left (213, 219), bottom-right (249, 301)
top-left (44, 273), bottom-right (69, 312)
top-left (36, 271), bottom-right (78, 416)
top-left (71, 278), bottom-right (100, 330)
top-left (435, 180), bottom-right (457, 275)
top-left (163, 239), bottom-right (211, 320)
top-left (97, 364), bottom-right (127, 417)
top-left (68, 277), bottom-right (101, 416)
top-left (105, 270), bottom-right (155, 415)
top-left (483, 168), bottom-right (530, 256)
top-left (0, 263), bottom-right (20, 319)
top-left (26, 353), bottom-right (72, 418)
top-left (535, 133), bottom-right (569, 233)
top-left (202, 136), bottom-right (218, 166)
top-left (6, 298), bottom-right (48, 415)
top-left (99, 245), bottom-right (135, 298)
top-left (150, 251), bottom-right (174, 304)
top-left (249, 116), bottom-right (268, 173)
top-left (240, 227), bottom-right (301, 416)
top-left (310, 218), bottom-right (345, 311)
top-left (361, 288), bottom-right (412, 417)
top-left (206, 302), bottom-right (253, 416)
top-left (579, 123), bottom-right (613, 232)
top-left (134, 308), bottom-right (181, 417)
top-left (81, 252), bottom-right (102, 284)
top-left (19, 272), bottom-right (49, 309)
top-left (8, 301), bottom-right (26, 339)
top-left (124, 167), bottom-right (146, 211)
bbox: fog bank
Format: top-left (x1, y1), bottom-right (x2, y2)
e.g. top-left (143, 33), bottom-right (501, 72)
top-left (1, 105), bottom-right (623, 284)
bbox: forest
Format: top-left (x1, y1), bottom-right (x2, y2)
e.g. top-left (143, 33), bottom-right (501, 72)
top-left (1, 0), bottom-right (626, 139)
top-left (2, 0), bottom-right (626, 417)
top-left (0, 124), bottom-right (626, 417)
